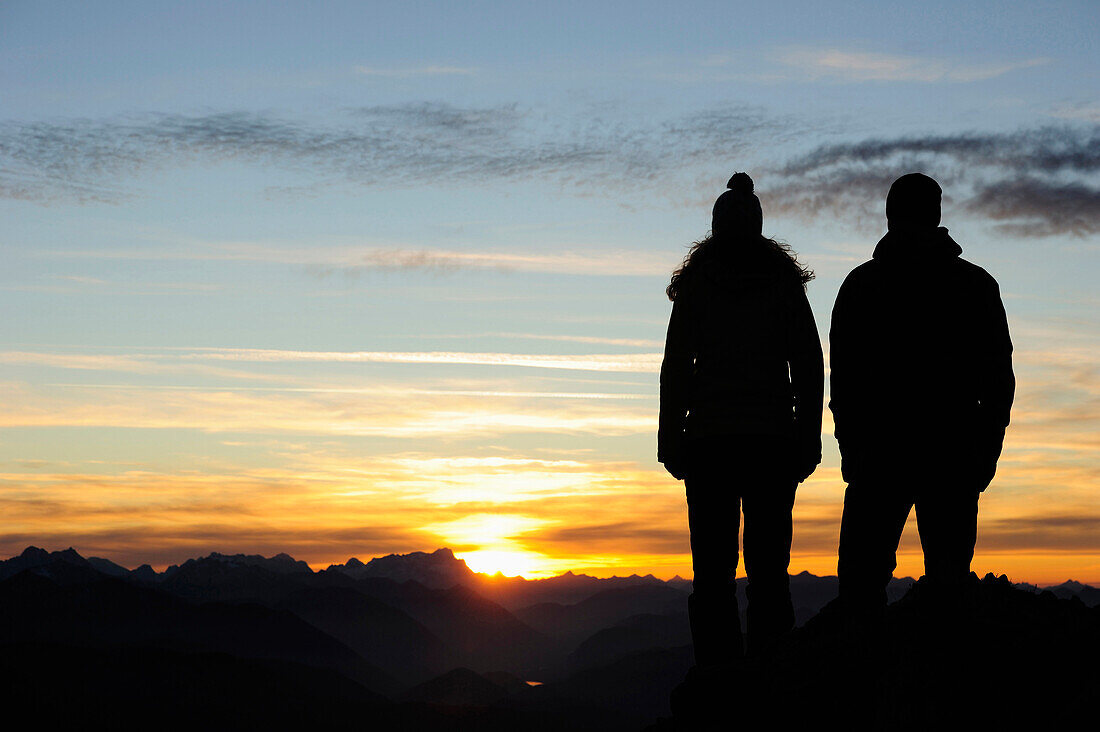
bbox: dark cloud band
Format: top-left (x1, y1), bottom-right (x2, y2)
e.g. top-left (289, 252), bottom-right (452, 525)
top-left (766, 126), bottom-right (1100, 236)
top-left (0, 104), bottom-right (781, 204)
top-left (2, 105), bottom-right (1096, 237)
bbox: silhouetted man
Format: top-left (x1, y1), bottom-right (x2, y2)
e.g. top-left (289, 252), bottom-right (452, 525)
top-left (830, 173), bottom-right (1014, 613)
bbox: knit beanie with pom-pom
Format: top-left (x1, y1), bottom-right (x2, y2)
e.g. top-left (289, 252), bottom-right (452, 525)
top-left (711, 172), bottom-right (763, 238)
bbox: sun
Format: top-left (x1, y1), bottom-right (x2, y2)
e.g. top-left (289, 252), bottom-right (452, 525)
top-left (431, 513), bottom-right (560, 578)
top-left (456, 549), bottom-right (557, 579)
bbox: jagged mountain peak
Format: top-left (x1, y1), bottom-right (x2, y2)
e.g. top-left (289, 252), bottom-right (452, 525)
top-left (130, 564), bottom-right (159, 583)
top-left (178, 551), bottom-right (312, 574)
top-left (0, 546), bottom-right (94, 582)
top-left (331, 547), bottom-right (475, 589)
top-left (20, 545), bottom-right (51, 560)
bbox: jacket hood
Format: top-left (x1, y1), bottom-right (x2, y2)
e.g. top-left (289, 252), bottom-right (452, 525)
top-left (873, 226), bottom-right (962, 261)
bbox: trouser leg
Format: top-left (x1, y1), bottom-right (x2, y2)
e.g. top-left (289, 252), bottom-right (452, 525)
top-left (916, 488), bottom-right (980, 585)
top-left (686, 473), bottom-right (743, 666)
top-left (915, 484), bottom-right (985, 656)
top-left (838, 480), bottom-right (913, 614)
top-left (742, 479), bottom-right (797, 648)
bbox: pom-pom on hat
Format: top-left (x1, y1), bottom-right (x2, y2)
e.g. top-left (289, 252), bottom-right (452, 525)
top-left (712, 172), bottom-right (763, 238)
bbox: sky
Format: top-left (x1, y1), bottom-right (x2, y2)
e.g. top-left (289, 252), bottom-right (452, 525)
top-left (1, 0), bottom-right (1097, 583)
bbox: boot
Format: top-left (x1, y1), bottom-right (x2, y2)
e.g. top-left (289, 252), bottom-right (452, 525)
top-left (744, 581), bottom-right (795, 658)
top-left (688, 589), bottom-right (744, 668)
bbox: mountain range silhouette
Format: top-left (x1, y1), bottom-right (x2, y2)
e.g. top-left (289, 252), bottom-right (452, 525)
top-left (1, 546), bottom-right (1095, 729)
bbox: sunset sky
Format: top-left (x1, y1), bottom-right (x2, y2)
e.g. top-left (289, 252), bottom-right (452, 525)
top-left (1, 1), bottom-right (1097, 583)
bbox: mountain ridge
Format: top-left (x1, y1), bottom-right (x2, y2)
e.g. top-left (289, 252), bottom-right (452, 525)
top-left (4, 545), bottom-right (1094, 604)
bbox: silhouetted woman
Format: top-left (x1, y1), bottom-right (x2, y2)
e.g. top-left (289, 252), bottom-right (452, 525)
top-left (659, 173), bottom-right (823, 666)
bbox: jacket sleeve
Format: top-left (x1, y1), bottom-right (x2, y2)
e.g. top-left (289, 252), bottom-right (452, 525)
top-left (658, 297), bottom-right (694, 463)
top-left (828, 272), bottom-right (859, 447)
top-left (788, 286), bottom-right (824, 463)
top-left (976, 278), bottom-right (1015, 462)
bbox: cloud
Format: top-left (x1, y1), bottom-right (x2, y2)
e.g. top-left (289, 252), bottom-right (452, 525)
top-left (338, 248), bottom-right (675, 277)
top-left (2, 418), bottom-right (1097, 580)
top-left (1048, 102), bottom-right (1100, 123)
top-left (175, 347), bottom-right (664, 372)
top-left (4, 103), bottom-right (1097, 241)
top-left (53, 383), bottom-right (651, 401)
top-left (0, 449), bottom-right (683, 572)
top-left (0, 379), bottom-right (658, 438)
top-left (0, 103), bottom-right (793, 205)
top-left (488, 333), bottom-right (664, 348)
top-left (49, 238), bottom-right (677, 277)
top-left (0, 277), bottom-right (223, 295)
top-left (0, 351), bottom-right (320, 383)
top-left (778, 127), bottom-right (1100, 177)
top-left (0, 352), bottom-right (153, 372)
top-left (965, 177), bottom-right (1100, 237)
top-left (764, 125), bottom-right (1100, 236)
top-left (0, 346), bottom-right (663, 374)
top-left (777, 47), bottom-right (1049, 83)
top-left (354, 65), bottom-right (477, 77)
top-left (0, 514), bottom-right (429, 572)
top-left (535, 520), bottom-right (689, 555)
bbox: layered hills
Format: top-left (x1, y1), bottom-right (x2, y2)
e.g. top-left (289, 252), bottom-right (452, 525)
top-left (1, 546), bottom-right (1095, 729)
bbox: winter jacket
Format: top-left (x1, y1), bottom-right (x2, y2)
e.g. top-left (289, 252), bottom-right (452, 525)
top-left (658, 247), bottom-right (824, 469)
top-left (829, 227), bottom-right (1014, 486)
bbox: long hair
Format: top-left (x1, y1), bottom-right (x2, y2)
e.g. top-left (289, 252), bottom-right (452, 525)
top-left (666, 233), bottom-right (814, 301)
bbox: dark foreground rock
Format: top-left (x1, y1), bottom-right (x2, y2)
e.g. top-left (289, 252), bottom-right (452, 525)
top-left (655, 573), bottom-right (1098, 730)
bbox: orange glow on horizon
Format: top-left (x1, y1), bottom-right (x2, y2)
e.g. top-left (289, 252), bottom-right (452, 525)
top-left (2, 368), bottom-right (1096, 587)
top-left (454, 550), bottom-right (559, 579)
top-left (292, 551), bottom-right (1100, 586)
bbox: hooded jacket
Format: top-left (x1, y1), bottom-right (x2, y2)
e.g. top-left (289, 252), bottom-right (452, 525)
top-left (829, 227), bottom-right (1014, 484)
top-left (658, 244), bottom-right (824, 467)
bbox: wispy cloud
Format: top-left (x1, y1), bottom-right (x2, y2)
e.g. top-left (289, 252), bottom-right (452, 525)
top-left (777, 127), bottom-right (1100, 178)
top-left (354, 65), bottom-right (477, 77)
top-left (0, 452), bottom-right (684, 574)
top-left (776, 47), bottom-right (1049, 83)
top-left (0, 380), bottom-right (658, 438)
top-left (3, 447), bottom-right (1097, 579)
top-left (48, 238), bottom-right (677, 276)
top-left (175, 348), bottom-right (664, 372)
top-left (0, 352), bottom-right (157, 372)
top-left (764, 125), bottom-right (1100, 236)
top-left (1048, 101), bottom-right (1100, 123)
top-left (0, 276), bottom-right (224, 295)
top-left (965, 177), bottom-right (1100, 237)
top-left (49, 383), bottom-right (652, 400)
top-left (0, 347), bottom-right (662, 374)
top-left (0, 103), bottom-right (788, 205)
top-left (3, 103), bottom-right (1096, 240)
top-left (54, 275), bottom-right (107, 285)
top-left (1, 367), bottom-right (1097, 581)
top-left (487, 333), bottom-right (664, 348)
